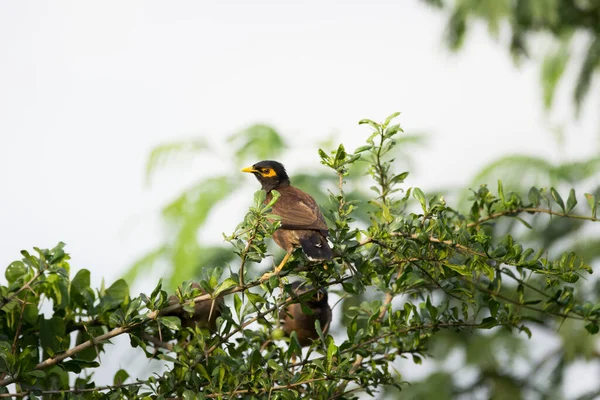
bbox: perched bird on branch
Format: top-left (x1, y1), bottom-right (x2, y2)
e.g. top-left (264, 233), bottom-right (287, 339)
top-left (167, 282), bottom-right (223, 332)
top-left (241, 160), bottom-right (333, 278)
top-left (279, 281), bottom-right (332, 347)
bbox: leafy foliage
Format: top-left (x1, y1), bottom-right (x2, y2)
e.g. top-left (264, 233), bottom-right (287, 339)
top-left (2, 113), bottom-right (600, 399)
top-left (130, 120), bottom-right (425, 289)
top-left (125, 123), bottom-right (290, 288)
top-left (422, 0), bottom-right (600, 113)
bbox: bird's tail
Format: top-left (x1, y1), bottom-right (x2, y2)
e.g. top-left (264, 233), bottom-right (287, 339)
top-left (299, 234), bottom-right (333, 261)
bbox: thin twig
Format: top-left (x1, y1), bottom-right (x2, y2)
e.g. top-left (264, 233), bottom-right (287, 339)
top-left (458, 275), bottom-right (583, 320)
top-left (290, 321), bottom-right (483, 369)
top-left (0, 278), bottom-right (268, 387)
top-left (467, 207), bottom-right (599, 228)
top-left (0, 381), bottom-right (145, 398)
top-left (141, 332), bottom-right (174, 352)
top-left (11, 301), bottom-right (27, 356)
top-left (238, 220), bottom-right (260, 287)
top-left (203, 275), bottom-right (353, 359)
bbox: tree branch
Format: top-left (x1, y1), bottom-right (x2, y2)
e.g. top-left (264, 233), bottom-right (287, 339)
top-left (0, 273), bottom-right (353, 387)
top-left (467, 207), bottom-right (599, 228)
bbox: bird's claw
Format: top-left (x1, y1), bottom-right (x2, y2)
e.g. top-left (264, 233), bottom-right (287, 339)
top-left (260, 271), bottom-right (275, 282)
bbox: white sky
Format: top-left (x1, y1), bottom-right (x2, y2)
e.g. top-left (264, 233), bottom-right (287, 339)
top-left (0, 0), bottom-right (598, 395)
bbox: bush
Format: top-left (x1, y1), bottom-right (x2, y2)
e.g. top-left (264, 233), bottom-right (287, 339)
top-left (1, 113), bottom-right (599, 399)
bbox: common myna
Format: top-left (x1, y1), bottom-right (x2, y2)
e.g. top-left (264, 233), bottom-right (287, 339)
top-left (241, 160), bottom-right (333, 277)
top-left (167, 282), bottom-right (224, 332)
top-left (279, 281), bottom-right (332, 347)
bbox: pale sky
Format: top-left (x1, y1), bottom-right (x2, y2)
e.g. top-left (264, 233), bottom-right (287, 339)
top-left (0, 0), bottom-right (598, 395)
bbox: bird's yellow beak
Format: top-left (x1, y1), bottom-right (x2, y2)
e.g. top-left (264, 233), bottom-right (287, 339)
top-left (241, 166), bottom-right (258, 173)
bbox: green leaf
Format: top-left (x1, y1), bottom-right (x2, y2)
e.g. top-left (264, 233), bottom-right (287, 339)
top-left (113, 369), bottom-right (129, 385)
top-left (550, 188), bottom-right (565, 212)
top-left (5, 261), bottom-right (28, 284)
top-left (25, 370), bottom-right (46, 379)
top-left (491, 246), bottom-right (507, 258)
top-left (489, 299), bottom-right (500, 318)
top-left (318, 148), bottom-right (331, 165)
top-left (158, 316), bottom-right (181, 330)
top-left (585, 323), bottom-right (599, 334)
top-left (267, 359), bottom-right (283, 372)
top-left (150, 278), bottom-right (163, 301)
top-left (584, 193), bottom-right (597, 219)
top-left (326, 340), bottom-right (337, 366)
top-left (354, 145), bottom-right (372, 153)
top-left (71, 269), bottom-right (94, 308)
top-left (413, 187), bottom-right (427, 212)
top-left (383, 112), bottom-right (401, 128)
top-left (195, 363), bottom-right (211, 381)
top-left (358, 119), bottom-right (380, 130)
top-left (125, 297), bottom-right (143, 321)
top-left (390, 171), bottom-right (409, 185)
top-left (182, 390), bottom-right (200, 400)
top-left (40, 317), bottom-right (67, 358)
top-left (48, 245), bottom-right (66, 264)
top-left (23, 304), bottom-right (39, 325)
top-left (266, 190), bottom-right (280, 208)
top-left (478, 317), bottom-right (498, 329)
top-left (514, 217), bottom-right (532, 229)
top-left (497, 180), bottom-right (505, 203)
top-left (62, 359), bottom-right (100, 373)
top-left (334, 143), bottom-right (347, 166)
top-left (71, 269), bottom-right (90, 294)
top-left (574, 36), bottom-right (600, 112)
top-left (246, 292), bottom-right (266, 304)
top-left (215, 278), bottom-right (237, 296)
top-left (541, 44), bottom-right (569, 110)
top-left (102, 279), bottom-right (130, 310)
top-left (253, 190), bottom-right (267, 206)
top-left (528, 187), bottom-right (541, 207)
top-left (566, 189), bottom-right (577, 213)
top-left (233, 293), bottom-right (242, 319)
top-left (444, 264), bottom-right (470, 276)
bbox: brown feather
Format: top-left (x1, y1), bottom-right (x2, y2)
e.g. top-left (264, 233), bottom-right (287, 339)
top-left (243, 160), bottom-right (333, 260)
top-left (267, 186), bottom-right (328, 232)
top-left (279, 282), bottom-right (332, 346)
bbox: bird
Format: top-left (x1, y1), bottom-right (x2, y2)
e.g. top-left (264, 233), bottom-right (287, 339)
top-left (279, 281), bottom-right (332, 347)
top-left (241, 160), bottom-right (333, 278)
top-left (166, 282), bottom-right (224, 332)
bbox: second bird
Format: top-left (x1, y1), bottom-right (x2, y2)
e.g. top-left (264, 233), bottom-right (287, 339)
top-left (280, 281), bottom-right (332, 347)
top-left (242, 160), bottom-right (333, 276)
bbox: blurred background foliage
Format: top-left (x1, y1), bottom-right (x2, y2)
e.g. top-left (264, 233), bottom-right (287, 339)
top-left (121, 1), bottom-right (600, 399)
top-left (421, 0), bottom-right (600, 113)
top-left (124, 124), bottom-right (427, 290)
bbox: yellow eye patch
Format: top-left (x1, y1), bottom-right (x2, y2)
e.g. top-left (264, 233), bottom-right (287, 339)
top-left (261, 168), bottom-right (277, 178)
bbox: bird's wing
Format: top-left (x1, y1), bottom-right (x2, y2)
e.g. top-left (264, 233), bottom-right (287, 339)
top-left (271, 186), bottom-right (328, 231)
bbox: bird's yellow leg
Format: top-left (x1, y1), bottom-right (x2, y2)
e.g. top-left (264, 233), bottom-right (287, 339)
top-left (260, 252), bottom-right (292, 282)
top-left (273, 252), bottom-right (292, 275)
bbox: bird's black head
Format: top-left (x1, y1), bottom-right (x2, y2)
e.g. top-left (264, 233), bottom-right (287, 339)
top-left (289, 281), bottom-right (329, 307)
top-left (241, 160), bottom-right (290, 192)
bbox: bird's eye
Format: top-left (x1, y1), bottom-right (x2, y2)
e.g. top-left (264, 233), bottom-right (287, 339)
top-left (261, 168), bottom-right (277, 177)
